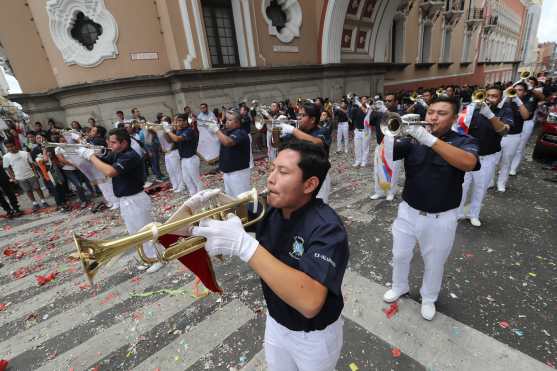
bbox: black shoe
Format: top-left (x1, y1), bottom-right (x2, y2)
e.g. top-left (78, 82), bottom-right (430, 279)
top-left (6, 210), bottom-right (15, 219)
top-left (32, 204), bottom-right (40, 212)
top-left (13, 209), bottom-right (23, 217)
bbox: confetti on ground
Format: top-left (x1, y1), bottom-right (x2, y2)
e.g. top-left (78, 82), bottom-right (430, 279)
top-left (130, 288), bottom-right (189, 298)
top-left (349, 362), bottom-right (359, 371)
top-left (0, 359), bottom-right (8, 371)
top-left (512, 329), bottom-right (524, 337)
top-left (36, 271), bottom-right (59, 286)
top-left (0, 303), bottom-right (8, 312)
top-left (391, 347), bottom-right (401, 358)
top-left (383, 303), bottom-right (398, 319)
top-left (499, 321), bottom-right (510, 329)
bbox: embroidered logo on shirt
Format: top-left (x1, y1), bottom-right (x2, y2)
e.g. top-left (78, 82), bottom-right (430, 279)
top-left (289, 236), bottom-right (305, 260)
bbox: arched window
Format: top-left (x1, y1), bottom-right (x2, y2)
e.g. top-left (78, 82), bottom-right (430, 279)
top-left (391, 18), bottom-right (405, 63)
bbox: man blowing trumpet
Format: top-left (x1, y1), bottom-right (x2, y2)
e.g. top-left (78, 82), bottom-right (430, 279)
top-left (192, 140), bottom-right (349, 371)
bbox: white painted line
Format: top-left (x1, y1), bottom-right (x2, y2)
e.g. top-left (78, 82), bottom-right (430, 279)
top-left (342, 269), bottom-right (552, 371)
top-left (134, 299), bottom-right (255, 370)
top-left (0, 266), bottom-right (180, 358)
top-left (36, 281), bottom-right (200, 371)
top-left (241, 349), bottom-right (266, 371)
top-left (0, 254), bottom-right (130, 324)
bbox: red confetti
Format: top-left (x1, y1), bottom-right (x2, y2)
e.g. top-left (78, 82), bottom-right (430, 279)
top-left (464, 252), bottom-right (474, 258)
top-left (0, 304), bottom-right (7, 312)
top-left (391, 347), bottom-right (401, 358)
top-left (499, 321), bottom-right (510, 329)
top-left (383, 303), bottom-right (399, 319)
top-left (0, 359), bottom-right (8, 371)
top-left (13, 267), bottom-right (29, 279)
top-left (131, 276), bottom-right (141, 284)
top-left (3, 248), bottom-right (16, 256)
top-left (36, 271), bottom-right (59, 286)
top-left (78, 283), bottom-right (91, 290)
top-left (100, 292), bottom-right (118, 305)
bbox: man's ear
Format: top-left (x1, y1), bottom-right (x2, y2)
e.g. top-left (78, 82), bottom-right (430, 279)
top-left (303, 176), bottom-right (320, 196)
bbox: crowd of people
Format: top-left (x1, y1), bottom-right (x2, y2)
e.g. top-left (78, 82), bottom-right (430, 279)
top-left (1, 73), bottom-right (556, 370)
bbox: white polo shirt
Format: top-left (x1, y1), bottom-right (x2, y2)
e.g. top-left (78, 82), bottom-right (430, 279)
top-left (3, 151), bottom-right (35, 180)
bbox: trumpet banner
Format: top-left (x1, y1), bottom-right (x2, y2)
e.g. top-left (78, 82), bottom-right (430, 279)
top-left (374, 140), bottom-right (394, 192)
top-left (197, 126), bottom-right (220, 164)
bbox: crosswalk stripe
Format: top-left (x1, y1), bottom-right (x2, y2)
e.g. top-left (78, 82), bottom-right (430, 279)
top-left (341, 269), bottom-right (552, 371)
top-left (0, 265), bottom-right (178, 359)
top-left (134, 299), bottom-right (255, 370)
top-left (35, 281), bottom-right (199, 371)
top-left (0, 213), bottom-right (67, 240)
top-left (241, 349), bottom-right (266, 371)
top-left (0, 255), bottom-right (133, 332)
top-left (0, 226), bottom-right (126, 301)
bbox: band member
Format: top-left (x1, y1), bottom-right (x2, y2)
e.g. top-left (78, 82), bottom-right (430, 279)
top-left (350, 98), bottom-right (370, 167)
top-left (113, 110), bottom-right (129, 129)
top-left (383, 96), bottom-right (480, 320)
top-left (240, 104), bottom-right (254, 168)
top-left (407, 90), bottom-right (433, 120)
top-left (458, 87), bottom-right (513, 226)
top-left (197, 102), bottom-right (218, 124)
top-left (495, 82), bottom-right (530, 192)
top-left (158, 116), bottom-right (184, 193)
top-left (77, 128), bottom-right (163, 273)
top-left (3, 140), bottom-right (49, 211)
top-left (334, 102), bottom-right (350, 154)
top-left (279, 103), bottom-right (332, 203)
top-left (370, 94), bottom-right (403, 201)
top-left (165, 114), bottom-right (203, 196)
top-left (209, 110), bottom-right (251, 197)
top-left (192, 140), bottom-right (349, 370)
top-left (266, 102), bottom-right (281, 161)
top-left (87, 126), bottom-right (107, 147)
top-left (510, 78), bottom-right (544, 175)
top-left (0, 156), bottom-right (21, 218)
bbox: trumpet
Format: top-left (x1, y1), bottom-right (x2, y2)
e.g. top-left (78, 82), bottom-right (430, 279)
top-left (512, 71), bottom-right (531, 87)
top-left (505, 87), bottom-right (517, 98)
top-left (196, 117), bottom-right (219, 128)
top-left (471, 89), bottom-right (487, 104)
top-left (380, 113), bottom-right (432, 137)
top-left (436, 89), bottom-right (447, 97)
top-left (409, 92), bottom-right (423, 102)
top-left (74, 188), bottom-right (267, 284)
top-left (44, 142), bottom-right (110, 155)
top-left (139, 121), bottom-right (165, 130)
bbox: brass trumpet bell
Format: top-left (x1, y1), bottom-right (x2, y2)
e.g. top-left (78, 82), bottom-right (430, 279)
top-left (380, 113), bottom-right (430, 137)
top-left (472, 89), bottom-right (487, 103)
top-left (506, 88), bottom-right (517, 98)
top-left (520, 71), bottom-right (531, 80)
top-left (74, 189), bottom-right (266, 284)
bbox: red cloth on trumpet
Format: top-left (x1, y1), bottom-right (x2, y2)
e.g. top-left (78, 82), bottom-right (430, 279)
top-left (157, 234), bottom-right (222, 293)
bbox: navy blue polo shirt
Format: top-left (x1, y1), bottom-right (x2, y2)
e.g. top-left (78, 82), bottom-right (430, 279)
top-left (350, 107), bottom-right (366, 130)
top-left (507, 101), bottom-right (524, 135)
top-left (282, 124), bottom-right (332, 156)
top-left (523, 93), bottom-right (539, 120)
top-left (334, 108), bottom-right (349, 123)
top-left (219, 127), bottom-right (250, 173)
top-left (394, 130), bottom-right (480, 213)
top-left (414, 103), bottom-right (427, 121)
top-left (256, 198), bottom-right (349, 332)
top-left (468, 104), bottom-right (513, 156)
top-left (176, 128), bottom-right (198, 159)
top-left (240, 114), bottom-right (252, 135)
top-left (101, 148), bottom-right (145, 197)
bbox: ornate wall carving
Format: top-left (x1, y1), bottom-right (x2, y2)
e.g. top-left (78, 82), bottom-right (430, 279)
top-left (261, 0), bottom-right (302, 43)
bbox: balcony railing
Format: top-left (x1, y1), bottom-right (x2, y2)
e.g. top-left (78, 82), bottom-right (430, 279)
top-left (467, 7), bottom-right (484, 22)
top-left (419, 0), bottom-right (446, 16)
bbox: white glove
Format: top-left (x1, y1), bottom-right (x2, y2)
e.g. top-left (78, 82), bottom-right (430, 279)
top-left (513, 96), bottom-right (524, 107)
top-left (77, 147), bottom-right (95, 160)
top-left (279, 123), bottom-right (295, 136)
top-left (406, 125), bottom-right (438, 147)
top-left (163, 122), bottom-right (172, 133)
top-left (207, 122), bottom-right (219, 134)
top-left (191, 214), bottom-right (259, 263)
top-left (479, 103), bottom-right (495, 120)
top-left (183, 189), bottom-right (221, 211)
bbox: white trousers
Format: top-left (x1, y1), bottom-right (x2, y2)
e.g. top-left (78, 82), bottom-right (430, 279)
top-left (267, 130), bottom-right (277, 161)
top-left (316, 172), bottom-right (331, 204)
top-left (181, 155), bottom-right (203, 196)
top-left (391, 201), bottom-right (458, 304)
top-left (336, 122), bottom-right (349, 153)
top-left (223, 167), bottom-right (251, 197)
top-left (165, 150), bottom-right (184, 191)
top-left (353, 128), bottom-right (370, 165)
top-left (510, 119), bottom-right (534, 174)
top-left (97, 179), bottom-right (118, 208)
top-left (496, 133), bottom-right (521, 189)
top-left (264, 314), bottom-right (343, 371)
top-left (459, 152), bottom-right (499, 219)
top-left (119, 192), bottom-right (158, 259)
top-left (373, 145), bottom-right (401, 197)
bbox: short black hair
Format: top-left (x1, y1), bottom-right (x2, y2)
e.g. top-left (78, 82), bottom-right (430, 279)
top-left (302, 103), bottom-right (319, 125)
top-left (176, 113), bottom-right (188, 121)
top-left (278, 139), bottom-right (330, 198)
top-left (430, 95), bottom-right (460, 115)
top-left (116, 110), bottom-right (124, 115)
top-left (108, 128), bottom-right (130, 145)
top-left (515, 82), bottom-right (528, 90)
top-left (95, 126), bottom-right (107, 138)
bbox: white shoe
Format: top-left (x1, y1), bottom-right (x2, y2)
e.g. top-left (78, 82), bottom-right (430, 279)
top-left (509, 170), bottom-right (517, 176)
top-left (497, 185), bottom-right (506, 193)
top-left (352, 162), bottom-right (361, 168)
top-left (136, 264), bottom-right (149, 271)
top-left (144, 181), bottom-right (153, 188)
top-left (360, 163), bottom-right (367, 167)
top-left (386, 194), bottom-right (395, 201)
top-left (470, 218), bottom-right (482, 227)
top-left (383, 289), bottom-right (408, 303)
top-left (421, 302), bottom-right (436, 320)
top-left (146, 262), bottom-right (164, 273)
top-left (369, 193), bottom-right (384, 200)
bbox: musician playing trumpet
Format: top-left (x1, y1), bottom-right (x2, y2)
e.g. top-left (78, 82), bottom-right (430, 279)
top-left (458, 87), bottom-right (513, 227)
top-left (382, 96), bottom-right (480, 321)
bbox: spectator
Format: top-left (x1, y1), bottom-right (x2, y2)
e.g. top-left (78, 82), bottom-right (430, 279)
top-left (0, 155), bottom-right (22, 218)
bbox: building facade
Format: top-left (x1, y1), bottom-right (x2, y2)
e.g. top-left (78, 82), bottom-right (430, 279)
top-left (0, 0), bottom-right (530, 127)
top-left (536, 41), bottom-right (557, 73)
top-left (518, 0), bottom-right (542, 73)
